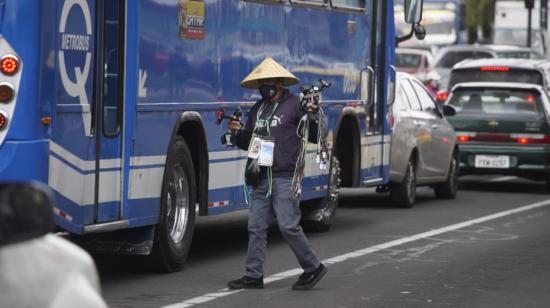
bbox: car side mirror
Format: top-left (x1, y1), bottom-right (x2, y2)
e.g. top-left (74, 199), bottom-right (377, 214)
top-left (442, 105), bottom-right (456, 117)
top-left (0, 183), bottom-right (54, 247)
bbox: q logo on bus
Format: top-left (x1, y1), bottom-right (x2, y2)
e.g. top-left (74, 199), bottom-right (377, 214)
top-left (58, 0), bottom-right (92, 134)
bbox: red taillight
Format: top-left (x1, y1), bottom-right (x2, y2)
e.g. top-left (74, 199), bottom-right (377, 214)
top-left (480, 66), bottom-right (510, 72)
top-left (457, 132), bottom-right (550, 144)
top-left (527, 95), bottom-right (535, 103)
top-left (511, 134), bottom-right (548, 144)
top-left (456, 132), bottom-right (476, 143)
top-left (436, 90), bottom-right (449, 102)
top-left (1, 55), bottom-right (19, 76)
top-left (457, 135), bottom-right (470, 142)
top-left (0, 112), bottom-right (7, 130)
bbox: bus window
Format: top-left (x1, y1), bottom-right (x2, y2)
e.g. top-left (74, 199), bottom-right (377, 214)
top-left (102, 0), bottom-right (124, 137)
top-left (332, 0), bottom-right (366, 10)
top-left (290, 0), bottom-right (329, 8)
top-left (244, 0), bottom-right (285, 4)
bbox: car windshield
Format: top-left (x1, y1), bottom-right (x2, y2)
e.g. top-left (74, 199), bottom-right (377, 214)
top-left (396, 53), bottom-right (422, 68)
top-left (435, 51), bottom-right (494, 68)
top-left (448, 68), bottom-right (544, 89)
top-left (448, 88), bottom-right (543, 117)
top-left (496, 51), bottom-right (545, 60)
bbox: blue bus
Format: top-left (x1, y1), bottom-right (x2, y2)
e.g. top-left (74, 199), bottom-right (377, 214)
top-left (0, 0), bottom-right (422, 271)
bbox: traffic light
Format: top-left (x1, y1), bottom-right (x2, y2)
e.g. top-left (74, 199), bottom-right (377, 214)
top-left (525, 0), bottom-right (535, 9)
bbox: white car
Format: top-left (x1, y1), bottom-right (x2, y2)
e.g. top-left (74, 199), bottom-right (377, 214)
top-left (0, 184), bottom-right (107, 308)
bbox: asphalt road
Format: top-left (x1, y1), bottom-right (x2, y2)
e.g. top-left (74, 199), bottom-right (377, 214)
top-left (98, 176), bottom-right (550, 308)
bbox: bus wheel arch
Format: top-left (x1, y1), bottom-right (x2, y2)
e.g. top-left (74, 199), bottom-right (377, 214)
top-left (175, 112), bottom-right (209, 216)
top-left (333, 109), bottom-right (361, 188)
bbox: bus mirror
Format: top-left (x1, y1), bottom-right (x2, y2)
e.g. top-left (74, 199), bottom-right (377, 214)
top-left (414, 24), bottom-right (426, 40)
top-left (404, 0), bottom-right (424, 24)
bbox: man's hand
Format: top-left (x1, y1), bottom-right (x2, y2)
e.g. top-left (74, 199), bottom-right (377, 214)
top-left (228, 117), bottom-right (242, 132)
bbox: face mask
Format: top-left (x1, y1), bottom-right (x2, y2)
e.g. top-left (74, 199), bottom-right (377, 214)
top-left (259, 84), bottom-right (277, 101)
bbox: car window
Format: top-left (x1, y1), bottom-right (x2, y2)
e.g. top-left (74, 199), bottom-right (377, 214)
top-left (496, 51), bottom-right (545, 60)
top-left (436, 50), bottom-right (493, 68)
top-left (401, 79), bottom-right (422, 111)
top-left (448, 88), bottom-right (543, 117)
top-left (411, 81), bottom-right (438, 112)
top-left (396, 85), bottom-right (412, 111)
top-left (448, 68), bottom-right (544, 89)
top-left (396, 53), bottom-right (422, 68)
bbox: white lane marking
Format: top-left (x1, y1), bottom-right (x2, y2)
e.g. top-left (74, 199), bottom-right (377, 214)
top-left (489, 176), bottom-right (517, 183)
top-left (162, 198), bottom-right (550, 308)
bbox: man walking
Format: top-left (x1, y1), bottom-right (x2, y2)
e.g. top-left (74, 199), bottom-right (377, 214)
top-left (227, 57), bottom-right (327, 291)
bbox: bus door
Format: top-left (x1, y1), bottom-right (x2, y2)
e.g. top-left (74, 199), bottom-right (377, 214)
top-left (52, 0), bottom-right (125, 232)
top-left (361, 0), bottom-right (387, 185)
top-left (92, 0), bottom-right (126, 224)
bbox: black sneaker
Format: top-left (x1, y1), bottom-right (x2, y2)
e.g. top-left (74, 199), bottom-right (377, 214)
top-left (292, 263), bottom-right (327, 290)
top-left (227, 276), bottom-right (264, 289)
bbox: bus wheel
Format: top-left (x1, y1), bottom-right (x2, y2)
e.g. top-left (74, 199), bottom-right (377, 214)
top-left (390, 157), bottom-right (416, 208)
top-left (152, 137), bottom-right (196, 272)
top-left (303, 156), bottom-right (341, 232)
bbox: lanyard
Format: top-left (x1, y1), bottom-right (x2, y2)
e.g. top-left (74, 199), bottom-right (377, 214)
top-left (254, 101), bottom-right (279, 136)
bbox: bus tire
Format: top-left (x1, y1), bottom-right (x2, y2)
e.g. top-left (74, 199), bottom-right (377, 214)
top-left (152, 137), bottom-right (196, 272)
top-left (303, 156), bottom-right (341, 233)
top-left (390, 157), bottom-right (416, 208)
top-left (434, 152), bottom-right (459, 199)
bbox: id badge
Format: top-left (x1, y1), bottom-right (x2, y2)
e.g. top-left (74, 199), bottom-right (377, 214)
top-left (258, 138), bottom-right (275, 167)
top-left (248, 137), bottom-right (262, 159)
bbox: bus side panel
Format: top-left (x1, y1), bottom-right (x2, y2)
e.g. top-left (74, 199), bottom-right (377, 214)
top-left (383, 0), bottom-right (397, 185)
top-left (49, 0), bottom-right (98, 233)
top-left (128, 1), bottom-right (374, 218)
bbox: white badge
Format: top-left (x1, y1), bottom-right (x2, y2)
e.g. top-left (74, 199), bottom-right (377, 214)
top-left (258, 139), bottom-right (275, 167)
top-left (248, 137), bottom-right (262, 159)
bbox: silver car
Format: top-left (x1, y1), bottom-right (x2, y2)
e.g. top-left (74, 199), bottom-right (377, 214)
top-left (388, 73), bottom-right (459, 207)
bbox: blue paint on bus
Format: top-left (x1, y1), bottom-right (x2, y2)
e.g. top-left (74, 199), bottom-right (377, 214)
top-left (0, 0), bottom-right (411, 259)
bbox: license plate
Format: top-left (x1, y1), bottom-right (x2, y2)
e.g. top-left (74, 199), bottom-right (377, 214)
top-left (475, 155), bottom-right (510, 169)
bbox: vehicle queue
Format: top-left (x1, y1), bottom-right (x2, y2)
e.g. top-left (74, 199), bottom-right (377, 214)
top-left (392, 45), bottom-right (550, 197)
top-left (2, 0), bottom-right (550, 306)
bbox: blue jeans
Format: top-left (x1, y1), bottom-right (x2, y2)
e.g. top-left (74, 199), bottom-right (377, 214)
top-left (245, 177), bottom-right (320, 278)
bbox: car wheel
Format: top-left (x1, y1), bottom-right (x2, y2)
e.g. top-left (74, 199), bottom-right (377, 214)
top-left (434, 152), bottom-right (459, 199)
top-left (152, 137), bottom-right (196, 272)
top-left (390, 157), bottom-right (416, 208)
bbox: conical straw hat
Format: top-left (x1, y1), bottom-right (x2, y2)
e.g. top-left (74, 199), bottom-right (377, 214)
top-left (240, 57), bottom-right (300, 89)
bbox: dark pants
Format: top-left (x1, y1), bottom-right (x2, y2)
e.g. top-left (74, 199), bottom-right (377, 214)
top-left (245, 177), bottom-right (320, 278)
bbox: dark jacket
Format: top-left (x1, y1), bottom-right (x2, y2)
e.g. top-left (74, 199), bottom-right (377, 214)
top-left (232, 90), bottom-right (318, 178)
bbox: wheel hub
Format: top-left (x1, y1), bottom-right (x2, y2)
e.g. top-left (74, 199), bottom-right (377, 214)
top-left (166, 164), bottom-right (189, 244)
